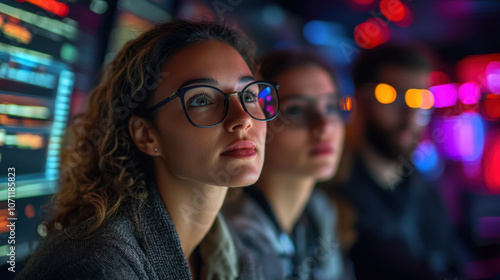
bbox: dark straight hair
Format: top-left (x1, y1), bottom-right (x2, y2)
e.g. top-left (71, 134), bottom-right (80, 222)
top-left (259, 49), bottom-right (338, 89)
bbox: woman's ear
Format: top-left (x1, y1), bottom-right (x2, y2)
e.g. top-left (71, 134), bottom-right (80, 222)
top-left (129, 116), bottom-right (161, 156)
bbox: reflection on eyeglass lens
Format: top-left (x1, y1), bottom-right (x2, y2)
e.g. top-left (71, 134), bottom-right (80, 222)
top-left (280, 96), bottom-right (352, 126)
top-left (181, 82), bottom-right (279, 127)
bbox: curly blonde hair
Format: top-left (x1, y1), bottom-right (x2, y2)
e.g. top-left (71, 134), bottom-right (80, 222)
top-left (48, 19), bottom-right (256, 238)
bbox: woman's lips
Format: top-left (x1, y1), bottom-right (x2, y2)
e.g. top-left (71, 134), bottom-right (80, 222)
top-left (221, 140), bottom-right (257, 158)
top-left (310, 142), bottom-right (333, 156)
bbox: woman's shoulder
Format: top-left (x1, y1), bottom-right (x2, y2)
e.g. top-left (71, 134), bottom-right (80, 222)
top-left (222, 191), bottom-right (274, 237)
top-left (306, 188), bottom-right (337, 231)
top-left (16, 215), bottom-right (149, 280)
top-left (308, 188), bottom-right (336, 214)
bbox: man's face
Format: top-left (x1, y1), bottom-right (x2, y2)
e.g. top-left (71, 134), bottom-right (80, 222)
top-left (360, 65), bottom-right (432, 160)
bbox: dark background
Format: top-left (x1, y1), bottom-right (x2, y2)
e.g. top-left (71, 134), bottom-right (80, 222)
top-left (0, 0), bottom-right (499, 278)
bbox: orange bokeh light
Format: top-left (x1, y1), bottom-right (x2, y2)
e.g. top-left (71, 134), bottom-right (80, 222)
top-left (3, 22), bottom-right (32, 44)
top-left (375, 83), bottom-right (397, 104)
top-left (420, 90), bottom-right (434, 109)
top-left (405, 89), bottom-right (422, 108)
top-left (340, 96), bottom-right (353, 111)
top-left (25, 204), bottom-right (36, 219)
top-left (0, 209), bottom-right (10, 234)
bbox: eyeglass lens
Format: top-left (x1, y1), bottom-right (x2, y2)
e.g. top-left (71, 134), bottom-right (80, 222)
top-left (280, 96), bottom-right (351, 126)
top-left (182, 82), bottom-right (278, 127)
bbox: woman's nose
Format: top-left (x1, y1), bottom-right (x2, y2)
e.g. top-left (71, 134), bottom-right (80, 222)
top-left (223, 93), bottom-right (253, 132)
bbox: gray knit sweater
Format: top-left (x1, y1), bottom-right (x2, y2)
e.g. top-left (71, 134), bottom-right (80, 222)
top-left (16, 182), bottom-right (261, 280)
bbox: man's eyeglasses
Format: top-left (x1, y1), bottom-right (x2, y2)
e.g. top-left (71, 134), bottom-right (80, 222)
top-left (280, 95), bottom-right (352, 127)
top-left (148, 81), bottom-right (280, 128)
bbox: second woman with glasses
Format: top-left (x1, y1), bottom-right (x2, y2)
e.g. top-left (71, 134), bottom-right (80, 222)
top-left (18, 20), bottom-right (278, 280)
top-left (223, 50), bottom-right (352, 280)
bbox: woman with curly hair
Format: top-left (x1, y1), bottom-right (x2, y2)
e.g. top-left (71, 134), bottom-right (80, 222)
top-left (18, 19), bottom-right (279, 280)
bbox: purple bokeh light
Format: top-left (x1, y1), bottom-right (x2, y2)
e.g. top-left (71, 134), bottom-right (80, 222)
top-left (430, 83), bottom-right (458, 108)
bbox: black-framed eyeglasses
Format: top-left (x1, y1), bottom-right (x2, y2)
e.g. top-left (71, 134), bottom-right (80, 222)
top-left (148, 81), bottom-right (280, 128)
top-left (280, 95), bottom-right (353, 126)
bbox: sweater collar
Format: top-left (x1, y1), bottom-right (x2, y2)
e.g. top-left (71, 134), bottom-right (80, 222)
top-left (136, 181), bottom-right (239, 279)
top-left (135, 181), bottom-right (192, 279)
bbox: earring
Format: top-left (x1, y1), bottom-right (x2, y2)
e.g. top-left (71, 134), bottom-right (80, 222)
top-left (154, 148), bottom-right (158, 154)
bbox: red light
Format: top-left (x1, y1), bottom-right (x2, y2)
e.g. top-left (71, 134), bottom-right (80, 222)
top-left (366, 18), bottom-right (390, 43)
top-left (352, 0), bottom-right (374, 5)
top-left (354, 19), bottom-right (390, 49)
top-left (380, 0), bottom-right (405, 21)
top-left (16, 0), bottom-right (69, 18)
top-left (486, 61), bottom-right (500, 94)
top-left (430, 71), bottom-right (451, 86)
top-left (25, 204), bottom-right (36, 219)
top-left (485, 137), bottom-right (500, 193)
top-left (456, 54), bottom-right (500, 83)
top-left (484, 94), bottom-right (500, 119)
top-left (346, 0), bottom-right (376, 11)
top-left (393, 4), bottom-right (413, 27)
top-left (0, 209), bottom-right (9, 234)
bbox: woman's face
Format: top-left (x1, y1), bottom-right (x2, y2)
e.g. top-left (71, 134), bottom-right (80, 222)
top-left (264, 66), bottom-right (345, 180)
top-left (150, 40), bottom-right (266, 187)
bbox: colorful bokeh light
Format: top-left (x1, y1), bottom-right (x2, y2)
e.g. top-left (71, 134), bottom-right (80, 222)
top-left (303, 21), bottom-right (329, 45)
top-left (430, 71), bottom-right (451, 86)
top-left (354, 19), bottom-right (389, 49)
top-left (485, 136), bottom-right (500, 193)
top-left (405, 88), bottom-right (422, 108)
top-left (456, 54), bottom-right (500, 84)
top-left (430, 83), bottom-right (458, 108)
top-left (420, 90), bottom-right (434, 109)
top-left (380, 0), bottom-right (406, 21)
top-left (375, 83), bottom-right (397, 104)
top-left (413, 140), bottom-right (444, 181)
top-left (340, 96), bottom-right (353, 111)
top-left (393, 3), bottom-right (413, 27)
top-left (485, 61), bottom-right (500, 94)
top-left (20, 0), bottom-right (70, 17)
top-left (366, 17), bottom-right (390, 43)
top-left (352, 0), bottom-right (374, 5)
top-left (433, 112), bottom-right (485, 162)
top-left (25, 204), bottom-right (36, 219)
top-left (487, 74), bottom-right (500, 94)
top-left (458, 82), bottom-right (481, 105)
top-left (484, 94), bottom-right (500, 119)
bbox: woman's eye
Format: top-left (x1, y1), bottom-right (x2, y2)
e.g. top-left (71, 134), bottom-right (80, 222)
top-left (284, 106), bottom-right (304, 117)
top-left (187, 94), bottom-right (212, 107)
top-left (243, 91), bottom-right (257, 103)
top-left (326, 104), bottom-right (340, 114)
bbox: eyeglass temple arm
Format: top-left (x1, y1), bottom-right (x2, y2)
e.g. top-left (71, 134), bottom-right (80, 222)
top-left (148, 91), bottom-right (178, 113)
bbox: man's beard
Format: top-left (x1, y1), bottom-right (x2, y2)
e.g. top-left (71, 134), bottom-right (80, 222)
top-left (365, 117), bottom-right (417, 161)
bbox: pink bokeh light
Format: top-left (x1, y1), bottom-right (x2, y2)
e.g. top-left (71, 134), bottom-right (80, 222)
top-left (430, 83), bottom-right (458, 108)
top-left (458, 82), bottom-right (481, 105)
top-left (486, 61), bottom-right (500, 94)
